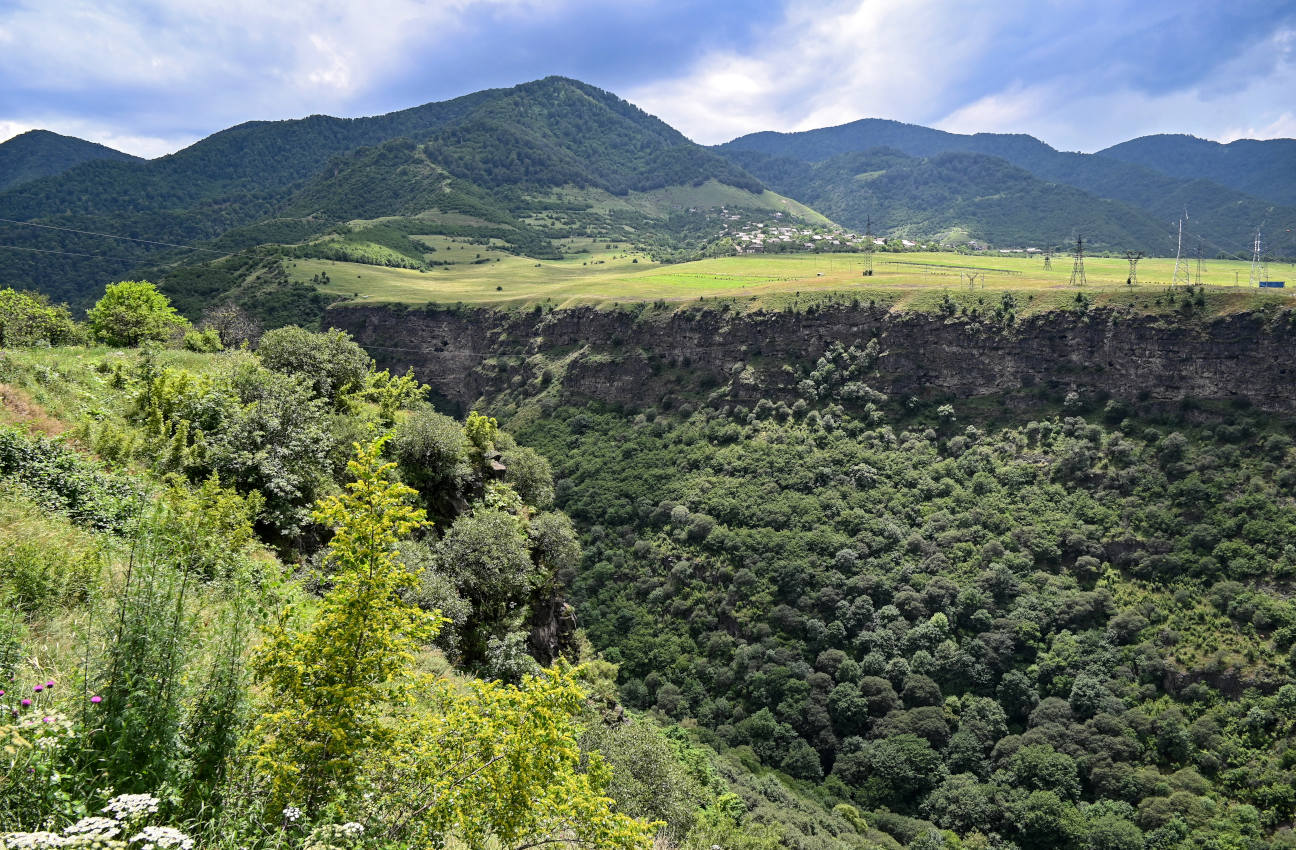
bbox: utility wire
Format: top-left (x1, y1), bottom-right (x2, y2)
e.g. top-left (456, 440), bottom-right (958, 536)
top-left (0, 243), bottom-right (146, 263)
top-left (0, 216), bottom-right (228, 254)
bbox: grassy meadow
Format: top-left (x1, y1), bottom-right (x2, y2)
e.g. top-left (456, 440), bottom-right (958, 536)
top-left (288, 243), bottom-right (1296, 315)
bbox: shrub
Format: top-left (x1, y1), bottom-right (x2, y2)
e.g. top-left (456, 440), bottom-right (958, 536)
top-left (87, 281), bottom-right (188, 347)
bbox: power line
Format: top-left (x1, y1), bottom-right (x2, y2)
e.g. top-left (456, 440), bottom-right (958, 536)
top-left (0, 217), bottom-right (227, 254)
top-left (0, 243), bottom-right (146, 263)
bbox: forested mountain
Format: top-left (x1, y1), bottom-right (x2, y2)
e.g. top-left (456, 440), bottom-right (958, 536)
top-left (0, 77), bottom-right (764, 307)
top-left (720, 120), bottom-right (1296, 256)
top-left (0, 129), bottom-right (138, 191)
top-left (1099, 134), bottom-right (1296, 207)
top-left (724, 147), bottom-right (1173, 250)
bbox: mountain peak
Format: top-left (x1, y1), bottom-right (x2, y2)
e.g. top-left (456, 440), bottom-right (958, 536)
top-left (0, 128), bottom-right (138, 192)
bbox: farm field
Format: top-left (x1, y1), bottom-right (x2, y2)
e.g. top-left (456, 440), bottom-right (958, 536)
top-left (289, 244), bottom-right (1296, 314)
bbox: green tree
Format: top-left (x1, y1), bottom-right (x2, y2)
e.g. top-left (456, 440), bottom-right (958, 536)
top-left (255, 325), bottom-right (371, 408)
top-left (250, 435), bottom-right (436, 814)
top-left (87, 280), bottom-right (187, 346)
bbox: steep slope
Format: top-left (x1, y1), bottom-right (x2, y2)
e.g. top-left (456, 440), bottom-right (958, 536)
top-left (720, 120), bottom-right (1296, 255)
top-left (0, 77), bottom-right (765, 307)
top-left (1099, 134), bottom-right (1296, 207)
top-left (0, 129), bottom-right (139, 192)
top-left (727, 147), bottom-right (1172, 250)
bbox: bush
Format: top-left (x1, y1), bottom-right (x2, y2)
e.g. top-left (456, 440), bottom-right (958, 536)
top-left (255, 326), bottom-right (370, 407)
top-left (87, 280), bottom-right (188, 347)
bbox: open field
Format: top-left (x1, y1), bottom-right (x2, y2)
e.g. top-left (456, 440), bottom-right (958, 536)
top-left (288, 248), bottom-right (1296, 314)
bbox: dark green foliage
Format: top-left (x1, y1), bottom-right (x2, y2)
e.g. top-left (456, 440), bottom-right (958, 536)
top-left (0, 425), bottom-right (145, 532)
top-left (0, 77), bottom-right (762, 306)
top-left (517, 398), bottom-right (1296, 846)
top-left (1099, 134), bottom-right (1296, 207)
top-left (255, 325), bottom-right (370, 408)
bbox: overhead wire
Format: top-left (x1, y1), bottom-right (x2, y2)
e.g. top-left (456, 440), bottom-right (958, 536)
top-left (0, 243), bottom-right (148, 263)
top-left (0, 217), bottom-right (228, 254)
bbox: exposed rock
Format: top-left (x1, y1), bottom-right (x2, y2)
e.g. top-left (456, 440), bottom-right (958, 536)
top-left (329, 302), bottom-right (1296, 414)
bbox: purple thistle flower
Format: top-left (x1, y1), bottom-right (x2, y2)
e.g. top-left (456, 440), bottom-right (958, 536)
top-left (44, 680), bottom-right (54, 689)
top-left (20, 699), bottom-right (31, 707)
top-left (32, 685), bottom-right (42, 693)
top-left (90, 695), bottom-right (102, 704)
top-left (42, 716), bottom-right (52, 723)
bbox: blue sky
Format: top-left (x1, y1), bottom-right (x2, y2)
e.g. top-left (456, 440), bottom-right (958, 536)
top-left (1, 0), bottom-right (1293, 158)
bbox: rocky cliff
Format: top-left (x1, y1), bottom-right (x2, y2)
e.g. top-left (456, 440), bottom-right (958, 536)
top-left (328, 301), bottom-right (1296, 415)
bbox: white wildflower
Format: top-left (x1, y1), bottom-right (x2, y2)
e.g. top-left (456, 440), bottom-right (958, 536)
top-left (339, 824), bottom-right (363, 838)
top-left (283, 806), bottom-right (302, 824)
top-left (128, 828), bottom-right (192, 850)
top-left (0, 832), bottom-right (66, 849)
top-left (64, 820), bottom-right (119, 839)
top-left (102, 795), bottom-right (159, 822)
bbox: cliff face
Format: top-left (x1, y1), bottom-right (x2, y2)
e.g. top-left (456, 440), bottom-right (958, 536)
top-left (329, 302), bottom-right (1296, 414)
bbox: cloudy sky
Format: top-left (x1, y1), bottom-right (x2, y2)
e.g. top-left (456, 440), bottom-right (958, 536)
top-left (1, 0), bottom-right (1293, 158)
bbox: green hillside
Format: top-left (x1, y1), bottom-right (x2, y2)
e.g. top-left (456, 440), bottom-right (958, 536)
top-left (719, 121), bottom-right (1296, 256)
top-left (1099, 134), bottom-right (1296, 207)
top-left (0, 77), bottom-right (765, 308)
top-left (726, 148), bottom-right (1173, 250)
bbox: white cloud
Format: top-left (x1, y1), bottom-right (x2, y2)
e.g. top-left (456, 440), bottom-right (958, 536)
top-left (0, 0), bottom-right (565, 153)
top-left (626, 0), bottom-right (1012, 144)
top-left (935, 27), bottom-right (1296, 151)
top-left (626, 3), bottom-right (1296, 150)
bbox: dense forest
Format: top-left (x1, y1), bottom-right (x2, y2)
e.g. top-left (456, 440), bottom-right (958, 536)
top-left (509, 339), bottom-right (1296, 850)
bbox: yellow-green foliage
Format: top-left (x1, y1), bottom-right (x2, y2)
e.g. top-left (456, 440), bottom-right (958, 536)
top-left (250, 435), bottom-right (436, 813)
top-left (0, 488), bottom-right (102, 614)
top-left (373, 665), bottom-right (659, 849)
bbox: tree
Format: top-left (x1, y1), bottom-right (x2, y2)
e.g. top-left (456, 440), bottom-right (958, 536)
top-left (255, 325), bottom-right (371, 408)
top-left (87, 280), bottom-right (187, 346)
top-left (371, 664), bottom-right (657, 849)
top-left (0, 288), bottom-right (81, 347)
top-left (250, 436), bottom-right (435, 814)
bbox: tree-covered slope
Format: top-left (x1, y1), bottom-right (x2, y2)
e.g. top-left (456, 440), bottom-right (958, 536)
top-left (726, 147), bottom-right (1172, 250)
top-left (720, 121), bottom-right (1296, 255)
top-left (0, 129), bottom-right (139, 192)
top-left (1099, 134), bottom-right (1296, 208)
top-left (513, 359), bottom-right (1296, 850)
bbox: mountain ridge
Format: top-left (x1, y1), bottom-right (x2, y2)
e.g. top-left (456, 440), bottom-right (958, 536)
top-left (0, 129), bottom-right (139, 192)
top-left (719, 119), bottom-right (1296, 256)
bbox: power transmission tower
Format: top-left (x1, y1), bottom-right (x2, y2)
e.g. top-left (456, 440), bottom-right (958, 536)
top-left (1124, 250), bottom-right (1143, 286)
top-left (1171, 218), bottom-right (1191, 287)
top-left (1068, 236), bottom-right (1086, 287)
top-left (1250, 229), bottom-right (1263, 287)
top-left (1043, 246), bottom-right (1053, 271)
top-left (964, 271), bottom-right (983, 290)
top-left (1194, 238), bottom-right (1204, 285)
top-left (861, 215), bottom-right (874, 276)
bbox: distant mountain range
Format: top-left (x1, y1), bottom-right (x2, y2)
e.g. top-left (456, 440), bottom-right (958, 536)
top-left (717, 119), bottom-right (1296, 258)
top-left (0, 77), bottom-right (1292, 311)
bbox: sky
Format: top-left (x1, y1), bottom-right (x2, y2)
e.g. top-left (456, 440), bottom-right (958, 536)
top-left (1, 0), bottom-right (1294, 158)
